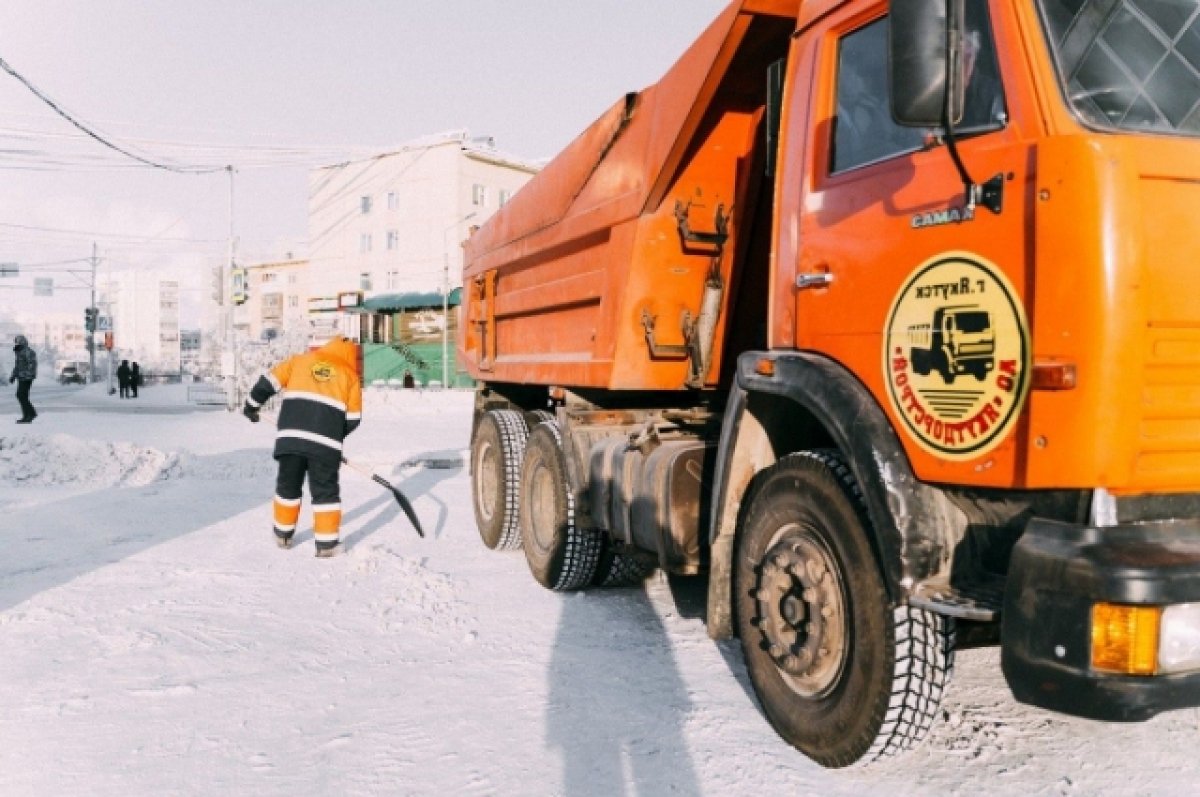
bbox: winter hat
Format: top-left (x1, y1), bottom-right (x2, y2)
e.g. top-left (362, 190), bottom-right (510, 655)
top-left (13, 334), bottom-right (27, 347)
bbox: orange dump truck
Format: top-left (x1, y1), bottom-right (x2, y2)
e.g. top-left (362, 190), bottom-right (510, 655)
top-left (459, 0), bottom-right (1200, 767)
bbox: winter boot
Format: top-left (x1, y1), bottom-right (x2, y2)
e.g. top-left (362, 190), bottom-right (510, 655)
top-left (314, 540), bottom-right (341, 559)
top-left (15, 417), bottom-right (31, 424)
top-left (273, 529), bottom-right (294, 549)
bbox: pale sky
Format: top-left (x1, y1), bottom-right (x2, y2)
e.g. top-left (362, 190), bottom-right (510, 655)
top-left (0, 1), bottom-right (729, 323)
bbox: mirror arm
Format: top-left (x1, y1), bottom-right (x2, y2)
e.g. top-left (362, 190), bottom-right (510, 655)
top-left (942, 124), bottom-right (1004, 215)
top-left (940, 1), bottom-right (1003, 216)
top-left (943, 126), bottom-right (975, 206)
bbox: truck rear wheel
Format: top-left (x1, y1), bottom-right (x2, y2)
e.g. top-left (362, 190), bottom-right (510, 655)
top-left (734, 450), bottom-right (954, 767)
top-left (519, 421), bottom-right (602, 590)
top-left (591, 542), bottom-right (655, 587)
top-left (471, 409), bottom-right (529, 550)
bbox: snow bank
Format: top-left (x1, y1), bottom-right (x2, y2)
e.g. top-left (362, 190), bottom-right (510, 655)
top-left (0, 389), bottom-right (473, 489)
top-left (0, 434), bottom-right (182, 487)
top-left (0, 434), bottom-right (272, 488)
top-left (362, 385), bottom-right (476, 414)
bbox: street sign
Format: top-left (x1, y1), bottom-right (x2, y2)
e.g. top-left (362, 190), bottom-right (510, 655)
top-left (96, 315), bottom-right (112, 332)
top-left (33, 277), bottom-right (53, 296)
top-left (0, 262), bottom-right (16, 277)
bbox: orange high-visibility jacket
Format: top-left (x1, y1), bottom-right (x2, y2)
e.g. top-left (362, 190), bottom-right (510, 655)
top-left (246, 337), bottom-right (362, 463)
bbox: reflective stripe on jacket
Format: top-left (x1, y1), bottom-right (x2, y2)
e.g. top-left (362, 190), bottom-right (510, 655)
top-left (246, 337), bottom-right (362, 462)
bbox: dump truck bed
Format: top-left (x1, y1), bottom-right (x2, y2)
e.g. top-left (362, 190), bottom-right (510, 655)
top-left (460, 0), bottom-right (798, 391)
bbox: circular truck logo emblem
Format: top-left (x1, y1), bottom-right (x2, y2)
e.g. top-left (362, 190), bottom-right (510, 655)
top-left (883, 252), bottom-right (1030, 460)
top-left (311, 361), bottom-right (335, 383)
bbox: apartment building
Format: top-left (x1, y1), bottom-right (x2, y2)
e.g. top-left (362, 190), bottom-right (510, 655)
top-left (307, 131), bottom-right (540, 337)
top-left (233, 258), bottom-right (310, 342)
top-left (98, 272), bottom-right (181, 372)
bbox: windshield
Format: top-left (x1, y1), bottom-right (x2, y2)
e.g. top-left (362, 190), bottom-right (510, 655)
top-left (953, 312), bottom-right (992, 333)
top-left (1038, 0), bottom-right (1200, 135)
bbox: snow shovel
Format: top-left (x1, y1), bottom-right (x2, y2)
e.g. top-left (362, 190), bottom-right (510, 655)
top-left (340, 457), bottom-right (425, 538)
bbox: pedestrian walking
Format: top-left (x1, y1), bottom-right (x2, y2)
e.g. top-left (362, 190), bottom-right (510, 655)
top-left (116, 360), bottom-right (131, 398)
top-left (129, 362), bottom-right (141, 398)
top-left (9, 334), bottom-right (37, 423)
top-left (243, 335), bottom-right (362, 558)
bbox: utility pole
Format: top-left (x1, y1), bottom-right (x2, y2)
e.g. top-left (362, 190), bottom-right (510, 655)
top-left (89, 242), bottom-right (98, 383)
top-left (224, 165), bottom-right (237, 410)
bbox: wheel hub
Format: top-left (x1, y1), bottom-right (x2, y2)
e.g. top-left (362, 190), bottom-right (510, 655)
top-left (528, 464), bottom-right (558, 553)
top-left (474, 440), bottom-right (498, 523)
top-left (754, 531), bottom-right (847, 697)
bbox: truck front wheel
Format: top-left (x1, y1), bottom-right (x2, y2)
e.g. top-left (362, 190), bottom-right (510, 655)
top-left (518, 421), bottom-right (602, 590)
top-left (734, 450), bottom-right (954, 767)
top-left (471, 409), bottom-right (530, 550)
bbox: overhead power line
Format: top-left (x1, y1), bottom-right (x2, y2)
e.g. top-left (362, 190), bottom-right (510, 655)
top-left (0, 220), bottom-right (224, 244)
top-left (0, 55), bottom-right (227, 175)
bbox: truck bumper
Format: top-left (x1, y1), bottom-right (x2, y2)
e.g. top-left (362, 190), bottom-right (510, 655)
top-left (1001, 518), bottom-right (1200, 721)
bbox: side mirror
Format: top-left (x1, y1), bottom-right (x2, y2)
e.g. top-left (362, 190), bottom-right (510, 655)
top-left (888, 0), bottom-right (966, 128)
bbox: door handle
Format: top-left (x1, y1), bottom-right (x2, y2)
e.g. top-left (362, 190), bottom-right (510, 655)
top-left (795, 271), bottom-right (834, 290)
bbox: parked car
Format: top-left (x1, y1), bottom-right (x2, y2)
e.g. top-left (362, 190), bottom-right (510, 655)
top-left (59, 366), bottom-right (85, 384)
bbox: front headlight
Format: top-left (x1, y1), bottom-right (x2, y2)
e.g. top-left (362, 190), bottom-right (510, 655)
top-left (1159, 603), bottom-right (1200, 674)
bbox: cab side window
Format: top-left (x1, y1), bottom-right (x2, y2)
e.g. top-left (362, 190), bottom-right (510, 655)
top-left (832, 8), bottom-right (1006, 174)
top-left (833, 19), bottom-right (925, 173)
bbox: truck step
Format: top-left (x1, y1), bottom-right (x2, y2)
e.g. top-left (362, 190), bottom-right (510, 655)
top-left (909, 576), bottom-right (1005, 622)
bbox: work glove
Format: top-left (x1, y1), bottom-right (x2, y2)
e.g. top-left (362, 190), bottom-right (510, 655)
top-left (8, 377), bottom-right (13, 384)
top-left (243, 404), bottom-right (260, 423)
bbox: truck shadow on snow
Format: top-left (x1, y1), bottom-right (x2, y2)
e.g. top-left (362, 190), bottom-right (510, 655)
top-left (664, 573), bottom-right (763, 712)
top-left (546, 575), bottom-right (730, 797)
top-left (0, 448), bottom-right (271, 614)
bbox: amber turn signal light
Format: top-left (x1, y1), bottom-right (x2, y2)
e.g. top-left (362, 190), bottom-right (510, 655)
top-left (1092, 602), bottom-right (1161, 676)
top-left (755, 358), bottom-right (776, 377)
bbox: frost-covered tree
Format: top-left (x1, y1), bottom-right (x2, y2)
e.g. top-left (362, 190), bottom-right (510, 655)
top-left (234, 324), bottom-right (311, 403)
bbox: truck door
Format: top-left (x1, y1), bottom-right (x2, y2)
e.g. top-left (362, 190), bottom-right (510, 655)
top-left (786, 0), bottom-right (1035, 477)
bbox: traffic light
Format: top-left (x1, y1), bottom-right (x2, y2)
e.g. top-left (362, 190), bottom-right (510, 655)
top-left (231, 266), bottom-right (248, 306)
top-left (84, 307), bottom-right (97, 333)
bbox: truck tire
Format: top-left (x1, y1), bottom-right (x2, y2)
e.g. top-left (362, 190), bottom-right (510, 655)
top-left (734, 450), bottom-right (954, 767)
top-left (528, 409), bottom-right (555, 425)
top-left (591, 542), bottom-right (655, 587)
top-left (519, 421), bottom-right (603, 590)
top-left (471, 409), bottom-right (530, 550)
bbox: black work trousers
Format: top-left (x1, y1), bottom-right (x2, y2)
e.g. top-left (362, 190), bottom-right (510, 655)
top-left (275, 454), bottom-right (341, 504)
top-left (15, 379), bottom-right (35, 419)
top-left (274, 454), bottom-right (343, 543)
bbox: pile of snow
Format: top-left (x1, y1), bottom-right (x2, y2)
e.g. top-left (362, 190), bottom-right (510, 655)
top-left (0, 434), bottom-right (183, 487)
top-left (0, 434), bottom-right (272, 487)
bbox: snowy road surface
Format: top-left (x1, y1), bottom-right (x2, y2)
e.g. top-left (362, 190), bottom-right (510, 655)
top-left (1, 383), bottom-right (1199, 796)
